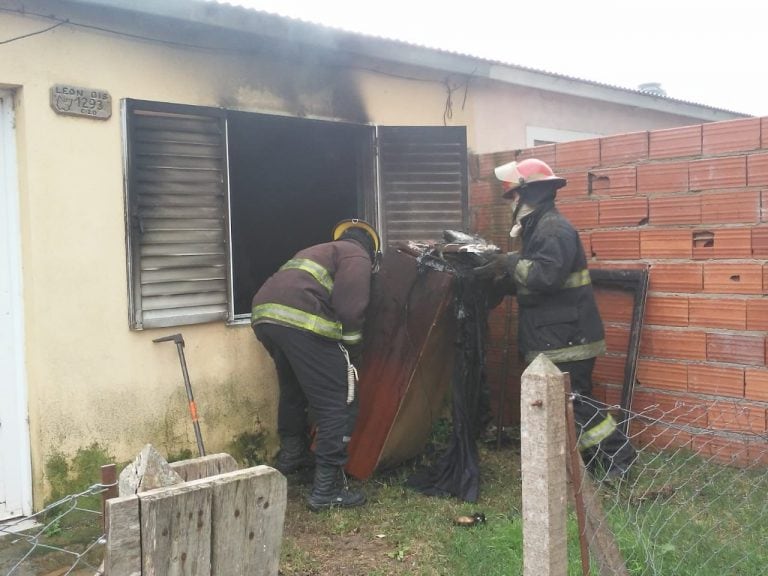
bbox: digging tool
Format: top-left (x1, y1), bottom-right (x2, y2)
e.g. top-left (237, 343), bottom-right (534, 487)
top-left (153, 333), bottom-right (206, 456)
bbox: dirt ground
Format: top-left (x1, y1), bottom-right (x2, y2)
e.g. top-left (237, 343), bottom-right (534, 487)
top-left (279, 474), bottom-right (409, 576)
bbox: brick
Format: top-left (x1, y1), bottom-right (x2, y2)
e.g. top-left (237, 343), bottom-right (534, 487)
top-left (693, 435), bottom-right (753, 467)
top-left (702, 118), bottom-right (761, 155)
top-left (688, 364), bottom-right (744, 397)
top-left (703, 263), bottom-right (764, 295)
top-left (648, 195), bottom-right (701, 225)
top-left (745, 368), bottom-right (768, 401)
top-left (593, 354), bottom-right (626, 384)
top-left (632, 390), bottom-right (708, 426)
top-left (644, 295), bottom-right (689, 326)
top-left (765, 264), bottom-right (768, 294)
top-left (636, 359), bottom-right (688, 391)
top-left (604, 324), bottom-right (630, 354)
top-left (689, 298), bottom-right (747, 330)
top-left (579, 232), bottom-right (592, 258)
top-left (470, 181), bottom-right (497, 206)
top-left (558, 201), bottom-right (599, 229)
top-left (689, 156), bottom-right (747, 190)
top-left (693, 228), bottom-right (753, 259)
top-left (748, 442), bottom-right (768, 467)
top-left (746, 299), bottom-right (768, 330)
top-left (587, 166), bottom-right (636, 197)
top-left (515, 145), bottom-right (556, 166)
top-left (590, 230), bottom-right (640, 259)
top-left (640, 229), bottom-right (693, 259)
top-left (706, 333), bottom-right (765, 366)
top-left (648, 263), bottom-right (702, 292)
top-left (604, 386), bottom-right (624, 410)
top-left (763, 118), bottom-right (768, 149)
top-left (700, 190), bottom-right (760, 224)
top-left (594, 289), bottom-right (634, 323)
top-left (640, 328), bottom-right (706, 360)
top-left (598, 197), bottom-right (648, 227)
top-left (747, 153), bottom-right (768, 186)
top-left (752, 226), bottom-right (768, 257)
top-left (637, 161), bottom-right (689, 195)
top-left (649, 124), bottom-right (702, 159)
top-left (600, 131), bottom-right (648, 166)
top-left (558, 170), bottom-right (589, 200)
top-left (708, 401), bottom-right (766, 433)
top-left (632, 422), bottom-right (692, 451)
top-left (555, 140), bottom-right (600, 170)
top-left (763, 190), bottom-right (768, 222)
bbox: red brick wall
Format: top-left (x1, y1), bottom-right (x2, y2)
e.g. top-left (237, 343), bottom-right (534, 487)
top-left (471, 117), bottom-right (768, 456)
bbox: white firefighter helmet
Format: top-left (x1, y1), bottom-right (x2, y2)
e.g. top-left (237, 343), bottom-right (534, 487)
top-left (494, 158), bottom-right (567, 199)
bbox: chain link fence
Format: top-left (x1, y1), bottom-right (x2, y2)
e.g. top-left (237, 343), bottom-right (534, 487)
top-left (577, 394), bottom-right (768, 576)
top-left (0, 482), bottom-right (110, 576)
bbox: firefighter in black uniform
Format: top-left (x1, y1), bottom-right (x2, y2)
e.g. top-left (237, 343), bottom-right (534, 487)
top-left (251, 219), bottom-right (381, 510)
top-left (475, 158), bottom-right (636, 479)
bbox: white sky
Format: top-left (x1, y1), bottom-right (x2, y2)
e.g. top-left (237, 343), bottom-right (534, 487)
top-left (227, 0), bottom-right (767, 117)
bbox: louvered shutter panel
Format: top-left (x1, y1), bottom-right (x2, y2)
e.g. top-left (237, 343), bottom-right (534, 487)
top-left (125, 101), bottom-right (229, 329)
top-left (377, 126), bottom-right (467, 246)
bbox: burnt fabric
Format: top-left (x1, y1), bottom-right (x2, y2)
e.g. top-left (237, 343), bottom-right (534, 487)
top-left (254, 323), bottom-right (358, 467)
top-left (407, 269), bottom-right (491, 503)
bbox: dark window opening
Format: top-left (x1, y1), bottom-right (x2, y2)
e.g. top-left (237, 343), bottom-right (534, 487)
top-left (227, 112), bottom-right (374, 316)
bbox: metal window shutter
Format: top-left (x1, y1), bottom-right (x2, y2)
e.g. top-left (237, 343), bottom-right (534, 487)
top-left (377, 126), bottom-right (468, 246)
top-left (126, 101), bottom-right (229, 329)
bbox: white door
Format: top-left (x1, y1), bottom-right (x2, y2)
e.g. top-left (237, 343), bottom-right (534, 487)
top-left (0, 89), bottom-right (31, 520)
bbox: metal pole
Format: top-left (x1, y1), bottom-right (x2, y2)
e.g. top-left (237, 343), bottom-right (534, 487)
top-left (564, 373), bottom-right (591, 576)
top-left (100, 464), bottom-right (117, 532)
top-left (153, 333), bottom-right (206, 456)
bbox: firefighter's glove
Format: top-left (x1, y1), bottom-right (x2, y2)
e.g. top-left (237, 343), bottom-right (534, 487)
top-left (473, 253), bottom-right (519, 280)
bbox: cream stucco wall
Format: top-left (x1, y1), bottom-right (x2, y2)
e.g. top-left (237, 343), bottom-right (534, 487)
top-left (471, 80), bottom-right (716, 153)
top-left (0, 9), bottom-right (469, 506)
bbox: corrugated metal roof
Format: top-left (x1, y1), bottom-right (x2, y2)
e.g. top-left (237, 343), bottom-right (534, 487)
top-left (60, 0), bottom-right (750, 119)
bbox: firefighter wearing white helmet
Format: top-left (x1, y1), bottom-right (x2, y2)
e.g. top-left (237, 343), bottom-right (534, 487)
top-left (475, 158), bottom-right (636, 479)
top-left (251, 218), bottom-right (380, 510)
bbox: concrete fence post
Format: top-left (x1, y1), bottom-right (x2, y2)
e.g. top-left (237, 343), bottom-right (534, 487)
top-left (520, 354), bottom-right (567, 576)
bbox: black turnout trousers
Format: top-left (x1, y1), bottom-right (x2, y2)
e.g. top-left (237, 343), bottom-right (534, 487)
top-left (556, 358), bottom-right (636, 470)
top-left (253, 323), bottom-right (358, 467)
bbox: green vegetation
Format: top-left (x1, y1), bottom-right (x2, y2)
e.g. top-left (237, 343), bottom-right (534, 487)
top-left (279, 443), bottom-right (768, 575)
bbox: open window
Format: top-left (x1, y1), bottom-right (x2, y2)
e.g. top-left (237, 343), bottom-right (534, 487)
top-left (123, 99), bottom-right (467, 329)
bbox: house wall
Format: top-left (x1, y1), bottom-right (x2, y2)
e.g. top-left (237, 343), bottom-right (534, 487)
top-left (0, 9), bottom-right (469, 505)
top-left (472, 117), bottom-right (768, 464)
top-left (470, 81), bottom-right (727, 154)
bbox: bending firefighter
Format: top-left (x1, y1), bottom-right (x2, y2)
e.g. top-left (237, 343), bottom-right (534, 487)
top-left (475, 159), bottom-right (636, 479)
top-left (251, 219), bottom-right (381, 510)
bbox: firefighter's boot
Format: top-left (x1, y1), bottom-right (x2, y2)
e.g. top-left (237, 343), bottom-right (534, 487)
top-left (275, 435), bottom-right (314, 475)
top-left (307, 465), bottom-right (366, 512)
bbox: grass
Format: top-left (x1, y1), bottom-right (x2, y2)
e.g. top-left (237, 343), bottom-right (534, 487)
top-left (279, 441), bottom-right (768, 576)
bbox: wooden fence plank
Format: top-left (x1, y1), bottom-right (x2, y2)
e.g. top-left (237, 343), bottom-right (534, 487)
top-left (170, 453), bottom-right (238, 482)
top-left (140, 482), bottom-right (212, 575)
top-left (104, 495), bottom-right (141, 576)
top-left (209, 466), bottom-right (287, 576)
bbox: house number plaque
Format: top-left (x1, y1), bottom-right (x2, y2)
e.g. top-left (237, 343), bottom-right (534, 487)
top-left (50, 84), bottom-right (112, 120)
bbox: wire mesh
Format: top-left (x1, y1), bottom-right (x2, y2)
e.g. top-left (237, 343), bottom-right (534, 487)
top-left (575, 393), bottom-right (768, 576)
top-left (0, 482), bottom-right (110, 576)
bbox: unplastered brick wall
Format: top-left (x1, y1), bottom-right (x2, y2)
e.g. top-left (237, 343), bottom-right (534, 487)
top-left (471, 117), bottom-right (768, 462)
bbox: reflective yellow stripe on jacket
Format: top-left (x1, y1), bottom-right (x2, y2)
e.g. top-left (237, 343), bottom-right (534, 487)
top-left (251, 303), bottom-right (342, 340)
top-left (517, 267), bottom-right (591, 296)
top-left (342, 331), bottom-right (363, 346)
top-left (280, 259), bottom-right (334, 293)
top-left (578, 413), bottom-right (618, 450)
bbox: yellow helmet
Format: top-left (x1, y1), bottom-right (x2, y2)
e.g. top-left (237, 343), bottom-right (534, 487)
top-left (332, 218), bottom-right (380, 254)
